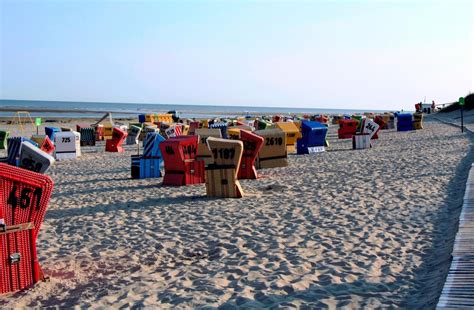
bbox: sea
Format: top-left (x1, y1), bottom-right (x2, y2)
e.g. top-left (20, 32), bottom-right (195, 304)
top-left (0, 99), bottom-right (392, 119)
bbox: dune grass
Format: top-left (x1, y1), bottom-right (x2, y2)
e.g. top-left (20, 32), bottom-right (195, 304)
top-left (439, 93), bottom-right (474, 113)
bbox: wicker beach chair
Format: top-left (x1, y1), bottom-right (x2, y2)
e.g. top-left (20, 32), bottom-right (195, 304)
top-left (19, 142), bottom-right (55, 174)
top-left (205, 137), bottom-right (244, 198)
top-left (195, 128), bottom-right (222, 165)
top-left (0, 163), bottom-right (54, 294)
top-left (254, 129), bottom-right (288, 169)
top-left (228, 129), bottom-right (263, 179)
top-left (130, 132), bottom-right (165, 179)
top-left (275, 122), bottom-right (301, 153)
top-left (31, 135), bottom-right (55, 154)
top-left (54, 131), bottom-right (80, 160)
top-left (160, 136), bottom-right (205, 186)
top-left (105, 127), bottom-right (128, 152)
top-left (297, 121), bottom-right (328, 154)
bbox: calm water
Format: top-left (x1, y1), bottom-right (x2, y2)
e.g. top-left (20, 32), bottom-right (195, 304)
top-left (0, 99), bottom-right (391, 119)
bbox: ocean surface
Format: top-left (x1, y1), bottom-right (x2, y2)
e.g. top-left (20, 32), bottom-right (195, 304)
top-left (0, 99), bottom-right (392, 119)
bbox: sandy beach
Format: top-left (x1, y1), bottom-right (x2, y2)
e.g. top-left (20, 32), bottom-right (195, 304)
top-left (0, 116), bottom-right (472, 308)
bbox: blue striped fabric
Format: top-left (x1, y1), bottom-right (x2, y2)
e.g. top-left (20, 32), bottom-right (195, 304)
top-left (209, 122), bottom-right (228, 139)
top-left (7, 137), bottom-right (39, 166)
top-left (143, 132), bottom-right (165, 157)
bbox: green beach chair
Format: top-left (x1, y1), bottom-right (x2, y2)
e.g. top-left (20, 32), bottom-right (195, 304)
top-left (351, 115), bottom-right (363, 132)
top-left (0, 130), bottom-right (9, 150)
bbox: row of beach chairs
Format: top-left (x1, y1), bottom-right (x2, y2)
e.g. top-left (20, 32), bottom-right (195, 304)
top-left (0, 111), bottom-right (424, 295)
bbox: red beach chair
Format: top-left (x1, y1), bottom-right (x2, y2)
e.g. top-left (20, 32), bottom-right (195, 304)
top-left (314, 115), bottom-right (329, 124)
top-left (160, 136), bottom-right (205, 186)
top-left (105, 127), bottom-right (128, 152)
top-left (338, 119), bottom-right (358, 139)
top-left (31, 135), bottom-right (55, 155)
top-left (93, 124), bottom-right (104, 141)
top-left (0, 163), bottom-right (54, 294)
top-left (237, 130), bottom-right (264, 179)
top-left (373, 116), bottom-right (385, 139)
top-left (188, 121), bottom-right (201, 135)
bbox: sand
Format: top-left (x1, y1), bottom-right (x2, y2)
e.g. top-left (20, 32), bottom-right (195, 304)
top-left (0, 116), bottom-right (472, 308)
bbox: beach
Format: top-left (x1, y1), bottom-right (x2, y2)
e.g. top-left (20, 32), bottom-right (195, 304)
top-left (0, 116), bottom-right (472, 308)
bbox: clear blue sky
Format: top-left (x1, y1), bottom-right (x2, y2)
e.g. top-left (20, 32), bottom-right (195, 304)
top-left (1, 0), bottom-right (472, 111)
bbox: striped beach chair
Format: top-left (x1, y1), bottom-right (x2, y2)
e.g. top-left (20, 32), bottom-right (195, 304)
top-left (143, 132), bottom-right (165, 158)
top-left (130, 132), bottom-right (165, 179)
top-left (209, 122), bottom-right (228, 139)
top-left (7, 137), bottom-right (39, 166)
top-left (79, 127), bottom-right (96, 146)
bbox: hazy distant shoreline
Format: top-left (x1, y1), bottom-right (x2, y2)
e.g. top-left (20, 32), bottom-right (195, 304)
top-left (0, 99), bottom-right (396, 119)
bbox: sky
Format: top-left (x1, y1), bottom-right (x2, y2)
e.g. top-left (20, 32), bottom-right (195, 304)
top-left (1, 0), bottom-right (473, 111)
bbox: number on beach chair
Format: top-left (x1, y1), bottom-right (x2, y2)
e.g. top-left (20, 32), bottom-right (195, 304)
top-left (195, 128), bottom-right (222, 165)
top-left (205, 137), bottom-right (244, 198)
top-left (0, 163), bottom-right (54, 294)
top-left (19, 142), bottom-right (55, 174)
top-left (54, 131), bottom-right (80, 160)
top-left (275, 122), bottom-right (301, 154)
top-left (160, 136), bottom-right (204, 186)
top-left (361, 119), bottom-right (380, 140)
top-left (254, 129), bottom-right (288, 169)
